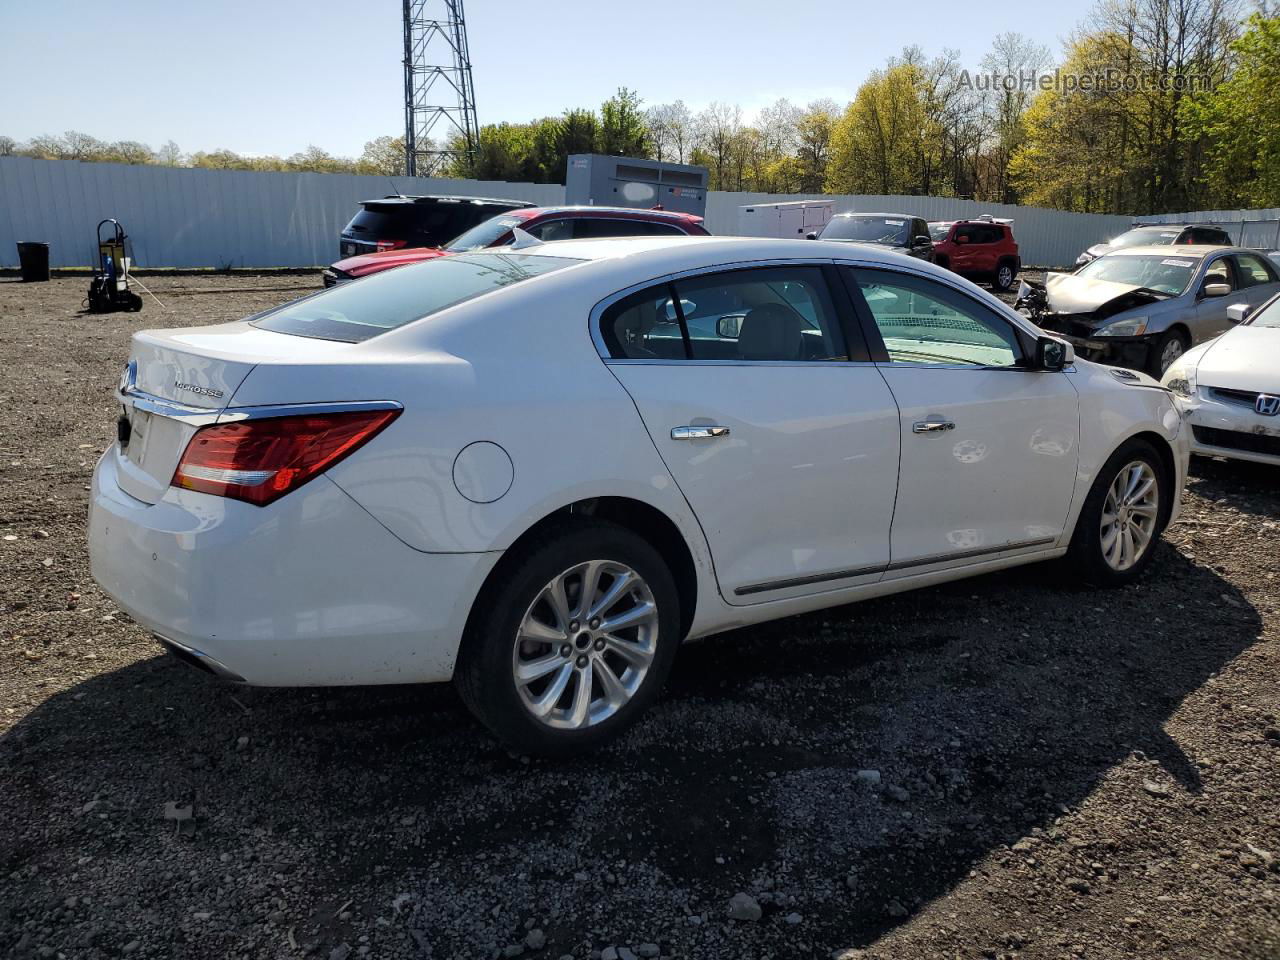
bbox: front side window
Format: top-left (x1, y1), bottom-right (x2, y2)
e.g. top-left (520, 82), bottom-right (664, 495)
top-left (848, 268), bottom-right (1022, 368)
top-left (599, 267), bottom-right (849, 363)
top-left (528, 219), bottom-right (574, 241)
top-left (928, 222), bottom-right (952, 242)
top-left (1234, 253), bottom-right (1277, 288)
top-left (1203, 256), bottom-right (1236, 290)
top-left (254, 253), bottom-right (579, 342)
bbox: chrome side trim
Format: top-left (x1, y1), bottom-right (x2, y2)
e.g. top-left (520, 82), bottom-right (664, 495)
top-left (732, 536), bottom-right (1058, 597)
top-left (119, 385), bottom-right (403, 427)
top-left (216, 400), bottom-right (404, 423)
top-left (734, 563), bottom-right (884, 596)
top-left (885, 536), bottom-right (1058, 573)
top-left (604, 358), bottom-right (878, 368)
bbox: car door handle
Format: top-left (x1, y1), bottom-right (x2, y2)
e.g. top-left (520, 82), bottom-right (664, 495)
top-left (913, 419), bottom-right (956, 434)
top-left (671, 425), bottom-right (731, 440)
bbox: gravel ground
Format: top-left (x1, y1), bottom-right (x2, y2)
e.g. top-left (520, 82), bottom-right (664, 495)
top-left (1, 273), bottom-right (1278, 960)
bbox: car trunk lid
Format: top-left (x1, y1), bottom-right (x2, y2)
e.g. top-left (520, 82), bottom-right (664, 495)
top-left (113, 322), bottom-right (350, 504)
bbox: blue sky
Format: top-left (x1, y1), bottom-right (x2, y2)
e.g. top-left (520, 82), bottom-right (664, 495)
top-left (3, 0), bottom-right (1082, 158)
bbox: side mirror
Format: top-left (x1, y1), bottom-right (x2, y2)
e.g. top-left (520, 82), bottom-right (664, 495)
top-left (913, 236), bottom-right (932, 248)
top-left (1226, 302), bottom-right (1252, 324)
top-left (805, 232), bottom-right (818, 240)
top-left (1201, 281), bottom-right (1231, 299)
top-left (665, 298), bottom-right (696, 322)
top-left (955, 235), bottom-right (970, 245)
top-left (1036, 336), bottom-right (1073, 371)
top-left (716, 314), bottom-right (744, 339)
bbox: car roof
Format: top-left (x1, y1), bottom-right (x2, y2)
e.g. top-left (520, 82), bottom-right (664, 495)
top-left (518, 205), bottom-right (704, 223)
top-left (1127, 223), bottom-right (1225, 230)
top-left (831, 211), bottom-right (914, 219)
top-left (360, 195), bottom-right (534, 207)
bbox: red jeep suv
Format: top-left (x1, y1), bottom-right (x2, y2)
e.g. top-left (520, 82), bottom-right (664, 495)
top-left (323, 206), bottom-right (710, 286)
top-left (928, 217), bottom-right (1021, 291)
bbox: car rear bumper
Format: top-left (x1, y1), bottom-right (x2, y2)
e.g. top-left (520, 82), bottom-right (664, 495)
top-left (88, 449), bottom-right (499, 686)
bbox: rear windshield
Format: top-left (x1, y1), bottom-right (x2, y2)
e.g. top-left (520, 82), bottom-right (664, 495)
top-left (252, 253), bottom-right (579, 342)
top-left (928, 222), bottom-right (952, 241)
top-left (820, 216), bottom-right (910, 245)
top-left (346, 201), bottom-right (518, 245)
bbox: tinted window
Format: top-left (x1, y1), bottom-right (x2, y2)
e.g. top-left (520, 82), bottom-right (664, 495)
top-left (254, 253), bottom-right (578, 343)
top-left (346, 201), bottom-right (517, 246)
top-left (1192, 227), bottom-right (1231, 245)
top-left (528, 219), bottom-right (574, 241)
top-left (1234, 253), bottom-right (1276, 287)
top-left (928, 222), bottom-right (952, 242)
top-left (675, 267), bottom-right (846, 362)
top-left (849, 269), bottom-right (1022, 367)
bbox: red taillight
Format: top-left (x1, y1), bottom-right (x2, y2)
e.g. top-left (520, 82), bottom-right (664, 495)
top-left (172, 409), bottom-right (400, 506)
top-left (375, 239), bottom-right (407, 252)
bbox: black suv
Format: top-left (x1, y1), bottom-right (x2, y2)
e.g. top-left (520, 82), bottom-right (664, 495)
top-left (339, 195), bottom-right (535, 257)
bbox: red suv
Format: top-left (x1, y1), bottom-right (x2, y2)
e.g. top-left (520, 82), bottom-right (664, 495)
top-left (928, 217), bottom-right (1021, 291)
top-left (323, 206), bottom-right (710, 286)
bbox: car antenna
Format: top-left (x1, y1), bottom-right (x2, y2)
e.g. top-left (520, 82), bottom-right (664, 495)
top-left (510, 227), bottom-right (544, 250)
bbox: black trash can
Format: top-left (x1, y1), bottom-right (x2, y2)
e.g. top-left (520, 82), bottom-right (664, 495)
top-left (16, 242), bottom-right (50, 282)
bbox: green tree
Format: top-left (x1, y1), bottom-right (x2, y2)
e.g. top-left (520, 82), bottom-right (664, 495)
top-left (356, 135), bottom-right (406, 176)
top-left (1186, 12), bottom-right (1280, 206)
top-left (598, 87), bottom-right (650, 157)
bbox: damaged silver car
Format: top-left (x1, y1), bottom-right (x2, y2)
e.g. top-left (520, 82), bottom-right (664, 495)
top-left (1015, 245), bottom-right (1280, 377)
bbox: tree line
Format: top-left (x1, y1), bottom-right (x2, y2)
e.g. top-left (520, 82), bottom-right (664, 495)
top-left (3, 1), bottom-right (1275, 215)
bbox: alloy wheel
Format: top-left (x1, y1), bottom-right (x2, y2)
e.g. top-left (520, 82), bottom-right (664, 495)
top-left (1100, 460), bottom-right (1159, 572)
top-left (997, 265), bottom-right (1013, 288)
top-left (512, 560), bottom-right (659, 729)
top-left (1159, 337), bottom-right (1185, 374)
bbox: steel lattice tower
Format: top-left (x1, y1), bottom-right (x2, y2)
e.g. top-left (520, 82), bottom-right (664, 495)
top-left (402, 0), bottom-right (479, 177)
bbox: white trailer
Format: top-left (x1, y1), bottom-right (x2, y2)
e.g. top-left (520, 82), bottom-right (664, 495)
top-left (737, 200), bottom-right (836, 239)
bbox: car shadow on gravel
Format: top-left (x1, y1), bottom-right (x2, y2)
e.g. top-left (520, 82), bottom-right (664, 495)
top-left (0, 544), bottom-right (1263, 958)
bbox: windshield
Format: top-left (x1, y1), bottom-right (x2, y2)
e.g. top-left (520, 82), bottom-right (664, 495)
top-left (1248, 296), bottom-right (1280, 328)
top-left (253, 253), bottom-right (579, 342)
top-left (928, 222), bottom-right (952, 242)
top-left (445, 214), bottom-right (527, 252)
top-left (1075, 254), bottom-right (1198, 296)
top-left (820, 216), bottom-right (910, 246)
top-left (1108, 227), bottom-right (1182, 249)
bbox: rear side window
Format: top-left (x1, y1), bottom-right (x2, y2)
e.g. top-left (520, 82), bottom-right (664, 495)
top-left (600, 267), bottom-right (849, 363)
top-left (1234, 253), bottom-right (1277, 287)
top-left (253, 253), bottom-right (579, 342)
top-left (573, 218), bottom-right (686, 239)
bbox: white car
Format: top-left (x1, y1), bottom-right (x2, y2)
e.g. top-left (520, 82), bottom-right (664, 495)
top-left (89, 236), bottom-right (1189, 754)
top-left (1162, 293), bottom-right (1280, 466)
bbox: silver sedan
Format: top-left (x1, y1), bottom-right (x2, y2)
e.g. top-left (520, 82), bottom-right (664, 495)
top-left (1020, 245), bottom-right (1280, 376)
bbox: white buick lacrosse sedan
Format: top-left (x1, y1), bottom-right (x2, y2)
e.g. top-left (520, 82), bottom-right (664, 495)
top-left (90, 236), bottom-right (1189, 754)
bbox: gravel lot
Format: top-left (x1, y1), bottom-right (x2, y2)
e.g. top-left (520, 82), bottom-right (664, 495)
top-left (1, 273), bottom-right (1278, 960)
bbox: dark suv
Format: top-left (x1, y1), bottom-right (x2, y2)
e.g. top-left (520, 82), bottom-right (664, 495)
top-left (1075, 223), bottom-right (1233, 267)
top-left (929, 218), bottom-right (1021, 291)
top-left (338, 195), bottom-right (535, 258)
top-left (814, 213), bottom-right (934, 260)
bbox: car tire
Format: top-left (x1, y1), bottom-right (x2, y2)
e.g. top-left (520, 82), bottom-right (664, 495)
top-left (1147, 327), bottom-right (1189, 378)
top-left (1066, 438), bottom-right (1170, 587)
top-left (992, 260), bottom-right (1016, 292)
top-left (454, 519), bottom-right (682, 757)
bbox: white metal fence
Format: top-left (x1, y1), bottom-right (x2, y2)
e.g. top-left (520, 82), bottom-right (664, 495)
top-left (1, 156), bottom-right (1135, 270)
